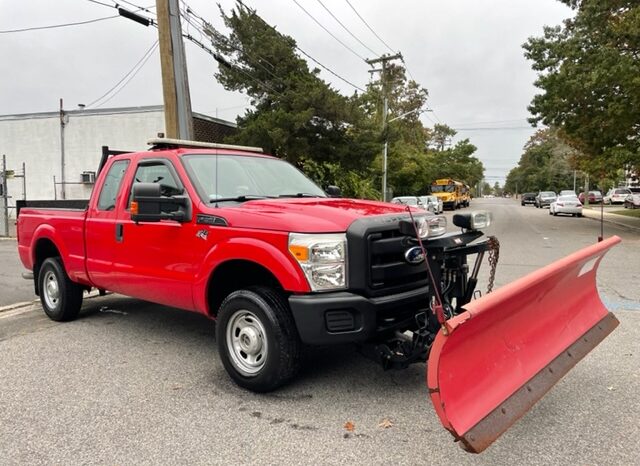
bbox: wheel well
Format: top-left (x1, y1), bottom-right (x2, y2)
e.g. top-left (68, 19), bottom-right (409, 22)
top-left (33, 239), bottom-right (61, 295)
top-left (207, 260), bottom-right (283, 317)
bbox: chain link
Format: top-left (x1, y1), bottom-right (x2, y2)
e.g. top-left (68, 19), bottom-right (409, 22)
top-left (486, 235), bottom-right (500, 293)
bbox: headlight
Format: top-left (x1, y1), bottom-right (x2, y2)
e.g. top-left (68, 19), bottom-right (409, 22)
top-left (288, 233), bottom-right (346, 291)
top-left (426, 215), bottom-right (447, 237)
top-left (400, 216), bottom-right (447, 238)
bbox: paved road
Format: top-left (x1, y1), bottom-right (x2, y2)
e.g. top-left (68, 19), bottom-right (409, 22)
top-left (1, 198), bottom-right (638, 465)
top-left (0, 239), bottom-right (35, 307)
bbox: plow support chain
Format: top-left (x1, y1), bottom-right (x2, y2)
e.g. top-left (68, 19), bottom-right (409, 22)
top-left (427, 236), bottom-right (621, 453)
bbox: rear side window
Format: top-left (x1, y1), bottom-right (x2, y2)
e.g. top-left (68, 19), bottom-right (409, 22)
top-left (97, 160), bottom-right (130, 211)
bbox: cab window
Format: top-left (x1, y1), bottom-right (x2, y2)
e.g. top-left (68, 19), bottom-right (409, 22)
top-left (128, 161), bottom-right (183, 211)
top-left (97, 160), bottom-right (130, 211)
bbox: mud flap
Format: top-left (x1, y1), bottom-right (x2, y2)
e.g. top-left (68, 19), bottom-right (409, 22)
top-left (427, 236), bottom-right (621, 453)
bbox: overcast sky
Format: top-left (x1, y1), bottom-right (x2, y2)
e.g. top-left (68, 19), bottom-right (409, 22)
top-left (0, 0), bottom-right (572, 184)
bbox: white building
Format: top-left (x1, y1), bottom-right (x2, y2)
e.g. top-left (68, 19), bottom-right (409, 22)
top-left (0, 105), bottom-right (235, 234)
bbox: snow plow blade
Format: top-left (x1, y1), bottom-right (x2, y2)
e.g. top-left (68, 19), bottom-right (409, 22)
top-left (427, 236), bottom-right (621, 453)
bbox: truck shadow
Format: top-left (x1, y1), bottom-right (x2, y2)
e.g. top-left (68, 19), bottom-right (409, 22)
top-left (77, 294), bottom-right (427, 396)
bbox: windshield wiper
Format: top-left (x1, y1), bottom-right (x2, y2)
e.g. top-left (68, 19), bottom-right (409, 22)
top-left (210, 195), bottom-right (272, 203)
top-left (278, 193), bottom-right (323, 198)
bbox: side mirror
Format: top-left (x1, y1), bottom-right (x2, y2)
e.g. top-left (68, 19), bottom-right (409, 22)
top-left (130, 182), bottom-right (191, 223)
top-left (325, 185), bottom-right (342, 198)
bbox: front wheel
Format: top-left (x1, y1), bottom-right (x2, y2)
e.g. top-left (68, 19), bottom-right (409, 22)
top-left (216, 287), bottom-right (301, 392)
top-left (38, 257), bottom-right (83, 321)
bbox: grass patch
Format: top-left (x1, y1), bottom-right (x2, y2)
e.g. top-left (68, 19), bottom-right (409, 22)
top-left (610, 209), bottom-right (640, 218)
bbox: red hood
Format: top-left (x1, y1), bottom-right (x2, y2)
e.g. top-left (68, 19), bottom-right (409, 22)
top-left (207, 198), bottom-right (420, 232)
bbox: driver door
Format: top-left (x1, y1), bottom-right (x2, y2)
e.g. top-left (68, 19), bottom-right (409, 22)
top-left (113, 159), bottom-right (199, 310)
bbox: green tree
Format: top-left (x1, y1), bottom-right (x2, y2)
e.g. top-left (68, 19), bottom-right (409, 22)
top-left (504, 129), bottom-right (576, 193)
top-left (206, 2), bottom-right (485, 199)
top-left (524, 0), bottom-right (640, 176)
top-left (207, 3), bottom-right (376, 172)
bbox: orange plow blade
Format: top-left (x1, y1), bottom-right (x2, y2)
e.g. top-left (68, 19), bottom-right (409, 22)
top-left (427, 236), bottom-right (621, 453)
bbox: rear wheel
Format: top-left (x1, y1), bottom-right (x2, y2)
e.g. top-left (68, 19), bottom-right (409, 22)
top-left (216, 287), bottom-right (301, 392)
top-left (38, 257), bottom-right (83, 321)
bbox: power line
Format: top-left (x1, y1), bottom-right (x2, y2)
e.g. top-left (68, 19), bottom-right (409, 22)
top-left (94, 42), bottom-right (159, 108)
top-left (454, 126), bottom-right (533, 131)
top-left (295, 46), bottom-right (365, 92)
top-left (344, 0), bottom-right (396, 55)
top-left (86, 0), bottom-right (116, 8)
top-left (235, 0), bottom-right (366, 92)
top-left (180, 3), bottom-right (280, 80)
top-left (291, 0), bottom-right (367, 62)
top-left (118, 0), bottom-right (156, 14)
top-left (0, 15), bottom-right (118, 33)
top-left (316, 0), bottom-right (379, 57)
top-left (86, 40), bottom-right (159, 108)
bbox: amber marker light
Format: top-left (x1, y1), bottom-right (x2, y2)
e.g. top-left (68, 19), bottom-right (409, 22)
top-left (288, 244), bottom-right (309, 262)
top-left (130, 201), bottom-right (139, 215)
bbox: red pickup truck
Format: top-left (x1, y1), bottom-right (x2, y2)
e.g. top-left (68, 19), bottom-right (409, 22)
top-left (17, 139), bottom-right (619, 453)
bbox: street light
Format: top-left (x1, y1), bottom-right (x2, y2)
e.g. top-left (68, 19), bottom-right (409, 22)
top-left (382, 108), bottom-right (432, 202)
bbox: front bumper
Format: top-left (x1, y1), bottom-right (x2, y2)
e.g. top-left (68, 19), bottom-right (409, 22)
top-left (289, 286), bottom-right (430, 346)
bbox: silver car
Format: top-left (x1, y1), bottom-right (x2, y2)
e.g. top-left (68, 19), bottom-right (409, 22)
top-left (550, 195), bottom-right (583, 217)
top-left (535, 191), bottom-right (557, 208)
top-left (391, 196), bottom-right (424, 209)
top-left (419, 195), bottom-right (443, 214)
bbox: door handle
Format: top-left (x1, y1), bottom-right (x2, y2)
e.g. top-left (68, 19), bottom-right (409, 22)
top-left (115, 223), bottom-right (124, 242)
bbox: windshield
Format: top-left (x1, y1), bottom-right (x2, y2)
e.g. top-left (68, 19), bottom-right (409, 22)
top-left (431, 185), bottom-right (455, 193)
top-left (182, 154), bottom-right (326, 203)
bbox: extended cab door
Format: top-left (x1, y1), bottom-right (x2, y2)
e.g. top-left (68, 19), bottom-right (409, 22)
top-left (86, 158), bottom-right (131, 290)
top-left (112, 158), bottom-right (199, 310)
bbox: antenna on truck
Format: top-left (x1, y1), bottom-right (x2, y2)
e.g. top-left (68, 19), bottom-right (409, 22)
top-left (147, 138), bottom-right (263, 153)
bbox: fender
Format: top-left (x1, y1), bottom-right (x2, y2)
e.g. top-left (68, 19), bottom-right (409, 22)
top-left (192, 236), bottom-right (310, 313)
top-left (30, 224), bottom-right (90, 285)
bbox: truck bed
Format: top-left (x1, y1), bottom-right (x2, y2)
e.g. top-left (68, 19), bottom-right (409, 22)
top-left (17, 206), bottom-right (88, 284)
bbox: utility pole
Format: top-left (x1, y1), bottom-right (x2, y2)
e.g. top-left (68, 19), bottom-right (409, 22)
top-left (59, 98), bottom-right (66, 200)
top-left (367, 53), bottom-right (402, 202)
top-left (156, 0), bottom-right (193, 140)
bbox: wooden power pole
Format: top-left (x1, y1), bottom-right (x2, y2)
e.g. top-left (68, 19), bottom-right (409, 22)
top-left (156, 0), bottom-right (194, 139)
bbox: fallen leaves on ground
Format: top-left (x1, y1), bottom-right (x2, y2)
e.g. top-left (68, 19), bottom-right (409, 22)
top-left (344, 421), bottom-right (355, 432)
top-left (378, 419), bottom-right (394, 429)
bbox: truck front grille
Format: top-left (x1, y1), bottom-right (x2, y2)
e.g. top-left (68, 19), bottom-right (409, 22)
top-left (367, 229), bottom-right (429, 293)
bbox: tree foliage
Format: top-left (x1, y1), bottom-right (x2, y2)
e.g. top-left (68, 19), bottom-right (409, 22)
top-left (504, 129), bottom-right (576, 193)
top-left (207, 2), bottom-right (485, 199)
top-left (524, 0), bottom-right (640, 175)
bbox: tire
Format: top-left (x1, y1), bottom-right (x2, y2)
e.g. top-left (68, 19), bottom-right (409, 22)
top-left (216, 287), bottom-right (301, 392)
top-left (38, 257), bottom-right (83, 322)
top-left (577, 213), bottom-right (582, 217)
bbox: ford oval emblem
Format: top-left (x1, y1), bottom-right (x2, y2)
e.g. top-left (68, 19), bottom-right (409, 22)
top-left (404, 246), bottom-right (425, 265)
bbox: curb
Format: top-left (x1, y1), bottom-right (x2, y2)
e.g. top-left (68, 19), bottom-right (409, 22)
top-left (0, 300), bottom-right (37, 313)
top-left (582, 209), bottom-right (640, 233)
top-left (0, 290), bottom-right (104, 314)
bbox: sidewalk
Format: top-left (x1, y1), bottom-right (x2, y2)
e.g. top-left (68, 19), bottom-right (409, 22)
top-left (581, 206), bottom-right (640, 233)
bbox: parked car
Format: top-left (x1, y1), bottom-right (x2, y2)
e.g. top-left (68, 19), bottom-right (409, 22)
top-left (578, 190), bottom-right (603, 204)
top-left (603, 188), bottom-right (631, 205)
top-left (419, 195), bottom-right (443, 214)
top-left (521, 192), bottom-right (537, 206)
top-left (390, 196), bottom-right (424, 210)
top-left (549, 195), bottom-right (583, 217)
top-left (535, 191), bottom-right (557, 208)
top-left (624, 192), bottom-right (640, 209)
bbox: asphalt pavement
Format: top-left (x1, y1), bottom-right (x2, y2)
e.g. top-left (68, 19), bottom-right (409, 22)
top-left (1, 198), bottom-right (639, 465)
